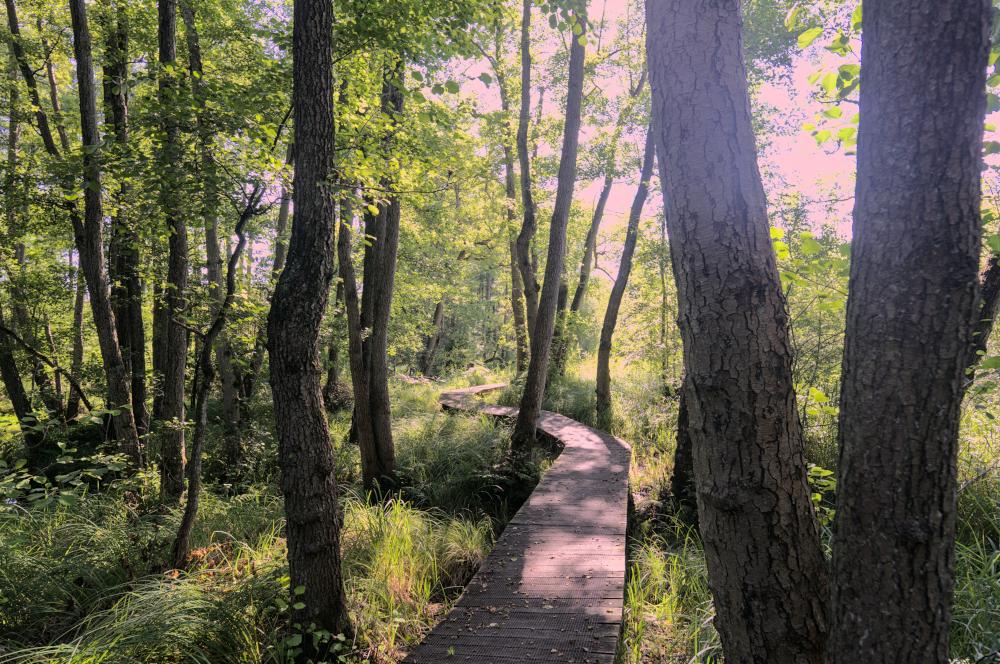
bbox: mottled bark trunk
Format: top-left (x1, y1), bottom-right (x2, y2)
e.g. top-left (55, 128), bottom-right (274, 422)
top-left (646, 2), bottom-right (828, 662)
top-left (830, 2), bottom-right (990, 662)
top-left (267, 0), bottom-right (350, 645)
top-left (511, 7), bottom-right (587, 454)
top-left (68, 0), bottom-right (140, 461)
top-left (102, 5), bottom-right (148, 435)
top-left (514, 0), bottom-right (539, 336)
top-left (595, 129), bottom-right (654, 418)
top-left (547, 280), bottom-right (569, 381)
top-left (157, 0), bottom-right (188, 503)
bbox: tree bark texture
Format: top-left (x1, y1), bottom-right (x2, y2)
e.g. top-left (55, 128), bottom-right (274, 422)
top-left (157, 0), bottom-right (189, 502)
top-left (830, 2), bottom-right (990, 662)
top-left (266, 0), bottom-right (351, 643)
top-left (646, 2), bottom-right (829, 662)
top-left (514, 0), bottom-right (539, 336)
top-left (102, 4), bottom-right (148, 436)
top-left (595, 129), bottom-right (654, 418)
top-left (511, 7), bottom-right (586, 454)
top-left (68, 0), bottom-right (140, 461)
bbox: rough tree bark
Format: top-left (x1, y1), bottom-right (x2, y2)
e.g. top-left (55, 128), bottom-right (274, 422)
top-left (645, 2), bottom-right (829, 662)
top-left (267, 0), bottom-right (351, 645)
top-left (830, 2), bottom-right (990, 662)
top-left (65, 0), bottom-right (140, 460)
top-left (510, 5), bottom-right (587, 454)
top-left (595, 129), bottom-right (654, 418)
top-left (102, 4), bottom-right (148, 436)
top-left (514, 0), bottom-right (539, 336)
top-left (156, 0), bottom-right (189, 503)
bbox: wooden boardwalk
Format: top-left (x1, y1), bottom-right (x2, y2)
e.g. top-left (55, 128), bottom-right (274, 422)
top-left (405, 384), bottom-right (631, 664)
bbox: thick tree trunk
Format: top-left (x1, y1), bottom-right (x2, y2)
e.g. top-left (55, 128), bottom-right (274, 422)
top-left (830, 3), bottom-right (990, 662)
top-left (595, 129), bottom-right (654, 418)
top-left (156, 0), bottom-right (188, 503)
top-left (267, 0), bottom-right (351, 643)
top-left (646, 3), bottom-right (829, 662)
top-left (514, 0), bottom-right (539, 336)
top-left (102, 5), bottom-right (148, 436)
top-left (67, 0), bottom-right (140, 461)
top-left (511, 7), bottom-right (587, 455)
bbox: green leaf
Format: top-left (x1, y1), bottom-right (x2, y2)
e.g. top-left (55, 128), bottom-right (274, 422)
top-left (769, 226), bottom-right (786, 240)
top-left (822, 106), bottom-right (843, 119)
top-left (444, 80), bottom-right (460, 94)
top-left (850, 3), bottom-right (863, 31)
top-left (988, 93), bottom-right (1000, 113)
top-left (797, 27), bottom-right (823, 48)
top-left (980, 356), bottom-right (1000, 370)
top-left (986, 234), bottom-right (1000, 254)
top-left (478, 72), bottom-right (492, 86)
top-left (808, 387), bottom-right (829, 403)
top-left (286, 634), bottom-right (303, 647)
top-left (784, 5), bottom-right (802, 30)
top-left (800, 235), bottom-right (822, 256)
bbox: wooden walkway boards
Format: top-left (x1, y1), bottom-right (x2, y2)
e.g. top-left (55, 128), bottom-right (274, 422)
top-left (405, 384), bottom-right (631, 664)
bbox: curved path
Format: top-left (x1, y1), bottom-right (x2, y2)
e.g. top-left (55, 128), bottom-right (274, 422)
top-left (404, 384), bottom-right (631, 663)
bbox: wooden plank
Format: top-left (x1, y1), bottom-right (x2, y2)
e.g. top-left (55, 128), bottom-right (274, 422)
top-left (404, 383), bottom-right (630, 663)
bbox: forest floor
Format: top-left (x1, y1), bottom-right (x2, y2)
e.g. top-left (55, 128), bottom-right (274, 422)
top-left (0, 363), bottom-right (997, 663)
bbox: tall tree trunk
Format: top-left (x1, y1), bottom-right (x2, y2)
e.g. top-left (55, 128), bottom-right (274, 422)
top-left (181, 0), bottom-right (241, 466)
top-left (486, 33), bottom-right (529, 374)
top-left (322, 281), bottom-right (347, 411)
top-left (514, 0), bottom-right (539, 336)
top-left (646, 3), bottom-right (828, 662)
top-left (830, 2), bottom-right (989, 662)
top-left (570, 175), bottom-right (612, 313)
top-left (156, 0), bottom-right (188, 503)
top-left (102, 3), bottom-right (148, 436)
top-left (595, 129), bottom-right (654, 418)
top-left (267, 0), bottom-right (351, 643)
top-left (67, 0), bottom-right (140, 461)
top-left (346, 70), bottom-right (401, 492)
top-left (420, 300), bottom-right (445, 376)
top-left (65, 251), bottom-right (86, 420)
top-left (510, 6), bottom-right (587, 455)
top-left (509, 238), bottom-right (528, 374)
